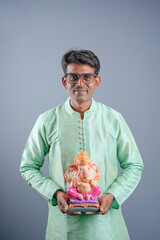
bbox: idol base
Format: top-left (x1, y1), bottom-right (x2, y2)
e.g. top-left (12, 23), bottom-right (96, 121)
top-left (67, 198), bottom-right (100, 213)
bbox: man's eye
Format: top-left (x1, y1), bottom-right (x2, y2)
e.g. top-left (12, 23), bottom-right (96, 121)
top-left (69, 74), bottom-right (77, 81)
top-left (83, 74), bottom-right (91, 80)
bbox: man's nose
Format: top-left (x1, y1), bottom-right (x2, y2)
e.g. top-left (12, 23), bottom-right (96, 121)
top-left (76, 77), bottom-right (85, 86)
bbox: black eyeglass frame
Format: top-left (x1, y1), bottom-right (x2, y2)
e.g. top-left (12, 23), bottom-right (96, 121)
top-left (64, 73), bottom-right (98, 84)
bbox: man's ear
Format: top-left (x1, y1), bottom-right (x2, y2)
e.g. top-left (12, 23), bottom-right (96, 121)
top-left (94, 76), bottom-right (101, 88)
top-left (62, 77), bottom-right (67, 89)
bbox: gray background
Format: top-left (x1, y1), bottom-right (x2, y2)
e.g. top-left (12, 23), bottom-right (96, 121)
top-left (1, 0), bottom-right (159, 239)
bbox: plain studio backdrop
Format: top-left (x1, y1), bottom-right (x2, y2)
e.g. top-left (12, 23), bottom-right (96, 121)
top-left (0, 0), bottom-right (159, 239)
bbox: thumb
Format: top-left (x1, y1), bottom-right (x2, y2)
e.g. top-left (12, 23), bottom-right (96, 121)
top-left (99, 196), bottom-right (108, 212)
top-left (100, 200), bottom-right (106, 212)
top-left (60, 196), bottom-right (69, 212)
top-left (64, 194), bottom-right (69, 202)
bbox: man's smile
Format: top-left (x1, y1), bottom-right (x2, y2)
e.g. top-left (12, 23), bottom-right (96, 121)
top-left (73, 87), bottom-right (88, 94)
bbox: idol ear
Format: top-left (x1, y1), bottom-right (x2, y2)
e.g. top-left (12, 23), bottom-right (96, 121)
top-left (68, 164), bottom-right (78, 175)
top-left (90, 163), bottom-right (101, 181)
top-left (64, 164), bottom-right (78, 184)
top-left (90, 163), bottom-right (97, 172)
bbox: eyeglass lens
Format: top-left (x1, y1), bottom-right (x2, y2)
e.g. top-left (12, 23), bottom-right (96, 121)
top-left (66, 73), bottom-right (96, 83)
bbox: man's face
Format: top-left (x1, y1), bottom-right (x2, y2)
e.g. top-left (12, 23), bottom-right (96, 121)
top-left (62, 63), bottom-right (101, 104)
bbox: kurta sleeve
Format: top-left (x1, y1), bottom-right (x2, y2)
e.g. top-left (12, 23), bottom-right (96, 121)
top-left (19, 114), bottom-right (62, 205)
top-left (106, 114), bottom-right (144, 209)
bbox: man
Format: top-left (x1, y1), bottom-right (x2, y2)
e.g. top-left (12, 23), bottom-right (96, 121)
top-left (20, 49), bottom-right (143, 240)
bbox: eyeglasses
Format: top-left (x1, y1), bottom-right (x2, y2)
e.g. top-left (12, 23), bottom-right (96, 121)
top-left (64, 73), bottom-right (97, 84)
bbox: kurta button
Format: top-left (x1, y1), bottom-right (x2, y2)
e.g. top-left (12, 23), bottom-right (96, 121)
top-left (80, 147), bottom-right (83, 150)
top-left (79, 136), bottom-right (83, 139)
top-left (79, 132), bottom-right (82, 135)
top-left (79, 126), bottom-right (82, 129)
top-left (80, 141), bottom-right (83, 144)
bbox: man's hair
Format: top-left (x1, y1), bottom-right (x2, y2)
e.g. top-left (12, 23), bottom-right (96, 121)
top-left (61, 49), bottom-right (100, 75)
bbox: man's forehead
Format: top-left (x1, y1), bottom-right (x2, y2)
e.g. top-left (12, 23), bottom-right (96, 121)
top-left (66, 63), bottom-right (95, 74)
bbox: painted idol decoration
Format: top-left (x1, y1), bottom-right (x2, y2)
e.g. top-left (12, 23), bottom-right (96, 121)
top-left (64, 151), bottom-right (101, 212)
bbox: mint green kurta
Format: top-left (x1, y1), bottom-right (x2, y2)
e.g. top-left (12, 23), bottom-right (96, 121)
top-left (20, 98), bottom-right (143, 240)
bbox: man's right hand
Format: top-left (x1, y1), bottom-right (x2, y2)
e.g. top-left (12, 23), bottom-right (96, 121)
top-left (54, 190), bottom-right (81, 215)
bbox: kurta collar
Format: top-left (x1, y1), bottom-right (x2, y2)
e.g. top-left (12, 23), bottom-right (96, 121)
top-left (65, 97), bottom-right (96, 118)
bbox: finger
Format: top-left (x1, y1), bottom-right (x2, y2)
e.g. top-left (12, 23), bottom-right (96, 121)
top-left (100, 205), bottom-right (109, 213)
top-left (60, 196), bottom-right (68, 206)
top-left (85, 205), bottom-right (110, 215)
top-left (59, 200), bottom-right (68, 213)
top-left (86, 210), bottom-right (108, 215)
top-left (100, 201), bottom-right (109, 212)
top-left (85, 212), bottom-right (101, 215)
top-left (85, 209), bottom-right (101, 215)
top-left (67, 212), bottom-right (81, 215)
top-left (59, 204), bottom-right (68, 213)
top-left (100, 206), bottom-right (110, 215)
top-left (65, 195), bottom-right (69, 201)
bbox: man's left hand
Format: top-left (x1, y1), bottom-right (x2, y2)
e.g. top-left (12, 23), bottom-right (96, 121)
top-left (85, 193), bottom-right (114, 215)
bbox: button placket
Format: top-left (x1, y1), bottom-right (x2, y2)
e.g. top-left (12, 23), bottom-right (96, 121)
top-left (78, 119), bottom-right (85, 151)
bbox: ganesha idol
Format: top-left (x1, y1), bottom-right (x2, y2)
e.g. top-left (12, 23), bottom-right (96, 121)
top-left (64, 151), bottom-right (101, 212)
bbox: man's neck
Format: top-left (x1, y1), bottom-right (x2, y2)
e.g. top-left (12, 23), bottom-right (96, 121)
top-left (70, 98), bottom-right (92, 120)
